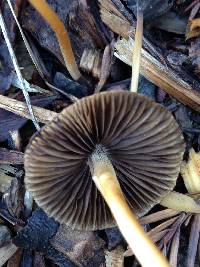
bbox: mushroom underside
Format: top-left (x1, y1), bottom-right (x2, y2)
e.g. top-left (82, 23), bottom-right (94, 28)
top-left (25, 91), bottom-right (185, 230)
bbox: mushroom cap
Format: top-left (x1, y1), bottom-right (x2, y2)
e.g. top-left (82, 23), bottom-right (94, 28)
top-left (25, 91), bottom-right (185, 230)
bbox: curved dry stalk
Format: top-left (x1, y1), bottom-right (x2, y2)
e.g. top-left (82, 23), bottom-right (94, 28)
top-left (28, 0), bottom-right (82, 82)
top-left (160, 191), bottom-right (200, 213)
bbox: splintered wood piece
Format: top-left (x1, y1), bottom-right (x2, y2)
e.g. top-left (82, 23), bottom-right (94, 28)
top-left (50, 224), bottom-right (105, 266)
top-left (0, 243), bottom-right (18, 267)
top-left (115, 38), bottom-right (200, 112)
top-left (0, 95), bottom-right (57, 124)
top-left (80, 49), bottom-right (102, 79)
top-left (105, 245), bottom-right (125, 267)
top-left (99, 0), bottom-right (200, 112)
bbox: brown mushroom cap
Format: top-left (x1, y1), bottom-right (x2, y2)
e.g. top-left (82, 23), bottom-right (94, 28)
top-left (24, 91), bottom-right (185, 230)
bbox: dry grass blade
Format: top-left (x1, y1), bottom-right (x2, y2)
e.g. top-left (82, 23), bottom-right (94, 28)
top-left (6, 0), bottom-right (44, 79)
top-left (169, 227), bottom-right (180, 267)
top-left (0, 10), bottom-right (40, 130)
top-left (0, 95), bottom-right (57, 124)
top-left (149, 229), bottom-right (168, 243)
top-left (147, 216), bottom-right (179, 236)
top-left (140, 209), bottom-right (181, 225)
top-left (186, 214), bottom-right (200, 267)
top-left (131, 9), bottom-right (143, 93)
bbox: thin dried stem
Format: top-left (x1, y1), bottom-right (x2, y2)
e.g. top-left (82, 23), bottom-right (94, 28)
top-left (0, 10), bottom-right (40, 130)
top-left (148, 216), bottom-right (179, 237)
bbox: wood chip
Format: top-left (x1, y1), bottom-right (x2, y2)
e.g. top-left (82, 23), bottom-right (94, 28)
top-left (99, 0), bottom-right (200, 112)
top-left (50, 224), bottom-right (105, 266)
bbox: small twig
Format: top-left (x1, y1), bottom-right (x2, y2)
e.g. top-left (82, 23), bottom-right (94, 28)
top-left (0, 95), bottom-right (57, 124)
top-left (0, 10), bottom-right (40, 130)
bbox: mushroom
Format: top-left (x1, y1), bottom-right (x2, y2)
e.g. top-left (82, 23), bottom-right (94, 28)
top-left (25, 91), bottom-right (184, 267)
top-left (24, 2), bottom-right (185, 267)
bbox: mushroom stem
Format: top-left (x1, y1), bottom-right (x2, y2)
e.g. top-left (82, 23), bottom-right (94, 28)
top-left (28, 0), bottom-right (82, 82)
top-left (130, 9), bottom-right (143, 93)
top-left (90, 150), bottom-right (169, 267)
